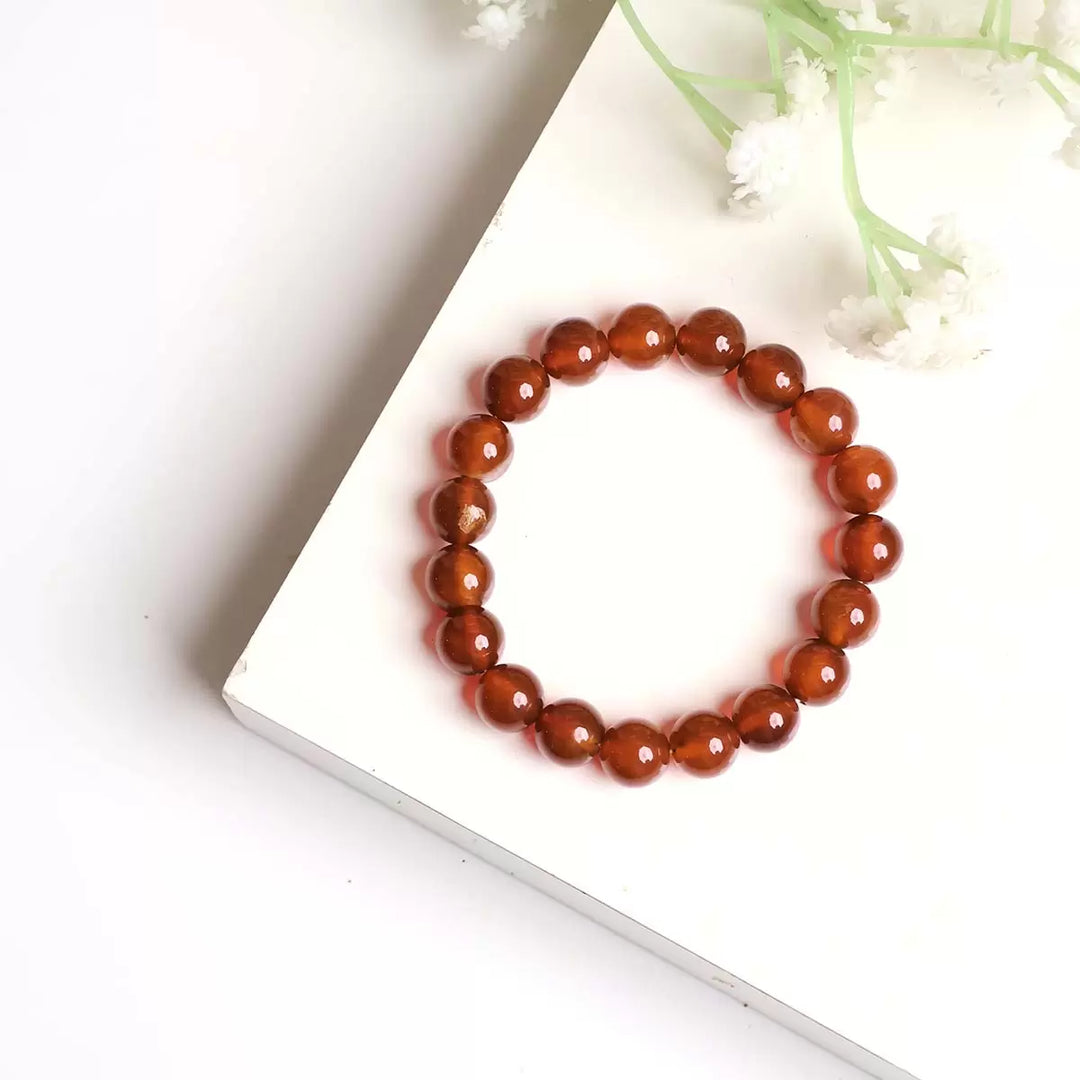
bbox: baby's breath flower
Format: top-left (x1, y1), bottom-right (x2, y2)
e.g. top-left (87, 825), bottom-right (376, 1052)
top-left (856, 49), bottom-right (914, 114)
top-left (838, 0), bottom-right (894, 35)
top-left (982, 52), bottom-right (1040, 101)
top-left (725, 115), bottom-right (802, 215)
top-left (827, 216), bottom-right (995, 368)
top-left (1059, 105), bottom-right (1080, 166)
top-left (783, 49), bottom-right (830, 119)
top-left (1038, 0), bottom-right (1080, 61)
top-left (894, 0), bottom-right (984, 35)
top-left (463, 1), bottom-right (527, 50)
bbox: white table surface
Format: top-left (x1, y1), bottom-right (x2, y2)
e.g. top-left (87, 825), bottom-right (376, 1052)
top-left (0, 3), bottom-right (874, 1077)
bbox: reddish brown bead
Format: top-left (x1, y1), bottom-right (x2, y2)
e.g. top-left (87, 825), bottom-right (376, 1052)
top-left (599, 721), bottom-right (670, 785)
top-left (784, 639), bottom-right (850, 705)
top-left (828, 445), bottom-right (897, 513)
top-left (435, 609), bottom-right (503, 675)
top-left (737, 344), bottom-right (806, 412)
top-left (608, 304), bottom-right (676, 369)
top-left (676, 307), bottom-right (746, 375)
top-left (733, 685), bottom-right (800, 750)
top-left (425, 545), bottom-right (492, 610)
top-left (836, 514), bottom-right (903, 582)
top-left (476, 664), bottom-right (543, 732)
top-left (429, 476), bottom-right (495, 545)
top-left (789, 389), bottom-right (859, 455)
top-left (483, 356), bottom-right (550, 423)
top-left (670, 712), bottom-right (740, 776)
top-left (446, 414), bottom-right (512, 480)
top-left (535, 699), bottom-right (604, 766)
top-left (812, 579), bottom-right (879, 649)
top-left (540, 318), bottom-right (609, 384)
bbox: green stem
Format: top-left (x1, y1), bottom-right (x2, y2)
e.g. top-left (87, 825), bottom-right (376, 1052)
top-left (1038, 72), bottom-right (1072, 113)
top-left (764, 9), bottom-right (789, 112)
top-left (847, 31), bottom-right (1080, 86)
top-left (866, 213), bottom-right (960, 271)
top-left (770, 7), bottom-right (832, 58)
top-left (674, 69), bottom-right (781, 94)
top-left (980, 0), bottom-right (999, 38)
top-left (616, 0), bottom-right (738, 147)
top-left (777, 0), bottom-right (832, 38)
top-left (834, 49), bottom-right (864, 216)
top-left (872, 236), bottom-right (912, 294)
top-left (998, 0), bottom-right (1011, 54)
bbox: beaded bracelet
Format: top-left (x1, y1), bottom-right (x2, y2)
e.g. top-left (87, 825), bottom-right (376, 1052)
top-left (423, 304), bottom-right (901, 786)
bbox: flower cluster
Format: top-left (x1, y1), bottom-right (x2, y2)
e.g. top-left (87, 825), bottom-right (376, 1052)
top-left (827, 217), bottom-right (998, 368)
top-left (461, 0), bottom-right (556, 50)
top-left (617, 0), bottom-right (1080, 368)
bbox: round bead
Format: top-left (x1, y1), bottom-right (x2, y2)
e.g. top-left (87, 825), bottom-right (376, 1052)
top-left (828, 445), bottom-right (897, 513)
top-left (425, 545), bottom-right (493, 610)
top-left (446, 414), bottom-right (512, 480)
top-left (435, 609), bottom-right (503, 675)
top-left (737, 344), bottom-right (806, 412)
top-left (783, 639), bottom-right (850, 705)
top-left (733, 685), bottom-right (800, 750)
top-left (476, 664), bottom-right (543, 732)
top-left (541, 318), bottom-right (609, 384)
top-left (429, 476), bottom-right (495, 545)
top-left (670, 712), bottom-right (740, 776)
top-left (599, 721), bottom-right (670, 786)
top-left (812, 579), bottom-right (879, 649)
top-left (836, 514), bottom-right (903, 582)
top-left (789, 389), bottom-right (859, 455)
top-left (676, 307), bottom-right (746, 375)
top-left (483, 356), bottom-right (550, 423)
top-left (607, 303), bottom-right (676, 369)
top-left (535, 699), bottom-right (604, 766)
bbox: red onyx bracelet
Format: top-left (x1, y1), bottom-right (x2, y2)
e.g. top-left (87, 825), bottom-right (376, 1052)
top-left (424, 304), bottom-right (902, 786)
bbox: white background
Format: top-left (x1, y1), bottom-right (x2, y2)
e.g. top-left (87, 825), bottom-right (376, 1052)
top-left (0, 3), bottom-right (871, 1078)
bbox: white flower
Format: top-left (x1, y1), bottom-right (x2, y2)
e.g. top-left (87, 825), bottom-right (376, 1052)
top-left (463, 1), bottom-right (527, 49)
top-left (914, 215), bottom-right (998, 317)
top-left (1038, 0), bottom-right (1080, 60)
top-left (855, 49), bottom-right (914, 114)
top-left (838, 0), bottom-right (894, 34)
top-left (827, 216), bottom-right (996, 367)
top-left (895, 0), bottom-right (984, 35)
top-left (828, 295), bottom-right (986, 368)
top-left (981, 52), bottom-right (1039, 101)
top-left (1060, 105), bottom-right (1080, 166)
top-left (783, 49), bottom-right (830, 119)
top-left (725, 116), bottom-right (802, 214)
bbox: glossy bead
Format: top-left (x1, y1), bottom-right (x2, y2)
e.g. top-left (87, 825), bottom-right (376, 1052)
top-left (446, 414), bottom-right (512, 480)
top-left (540, 318), bottom-right (609, 384)
top-left (670, 712), bottom-right (740, 776)
top-left (836, 514), bottom-right (903, 582)
top-left (535, 699), bottom-right (604, 766)
top-left (429, 476), bottom-right (495, 545)
top-left (733, 685), bottom-right (800, 750)
top-left (599, 721), bottom-right (670, 785)
top-left (483, 356), bottom-right (550, 423)
top-left (608, 303), bottom-right (676, 369)
top-left (676, 307), bottom-right (746, 375)
top-left (828, 445), bottom-right (897, 513)
top-left (425, 545), bottom-right (492, 610)
top-left (784, 639), bottom-right (850, 705)
top-left (812, 579), bottom-right (879, 649)
top-left (476, 664), bottom-right (543, 732)
top-left (789, 389), bottom-right (859, 455)
top-left (737, 344), bottom-right (806, 412)
top-left (435, 609), bottom-right (503, 675)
